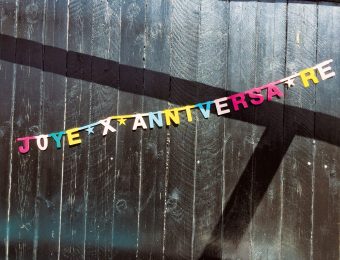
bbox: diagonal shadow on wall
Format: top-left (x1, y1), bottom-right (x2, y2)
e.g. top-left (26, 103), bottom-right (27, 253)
top-left (0, 34), bottom-right (339, 257)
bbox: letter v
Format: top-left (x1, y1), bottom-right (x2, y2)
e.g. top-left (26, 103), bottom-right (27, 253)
top-left (196, 101), bottom-right (213, 119)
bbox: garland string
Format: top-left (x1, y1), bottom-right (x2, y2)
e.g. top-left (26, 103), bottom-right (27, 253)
top-left (16, 59), bottom-right (336, 154)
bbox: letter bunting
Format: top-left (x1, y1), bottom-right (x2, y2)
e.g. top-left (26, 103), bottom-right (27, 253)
top-left (16, 60), bottom-right (336, 154)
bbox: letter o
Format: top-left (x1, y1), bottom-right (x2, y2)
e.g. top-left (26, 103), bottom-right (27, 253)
top-left (36, 135), bottom-right (49, 151)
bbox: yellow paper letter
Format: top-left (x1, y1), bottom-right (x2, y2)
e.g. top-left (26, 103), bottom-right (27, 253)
top-left (66, 128), bottom-right (82, 146)
top-left (299, 68), bottom-right (319, 87)
top-left (164, 109), bottom-right (180, 126)
top-left (184, 106), bottom-right (193, 122)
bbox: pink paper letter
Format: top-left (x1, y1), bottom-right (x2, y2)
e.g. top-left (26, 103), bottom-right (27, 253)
top-left (266, 84), bottom-right (283, 101)
top-left (246, 87), bottom-right (264, 106)
top-left (214, 97), bottom-right (230, 115)
top-left (229, 93), bottom-right (248, 111)
top-left (16, 136), bottom-right (35, 154)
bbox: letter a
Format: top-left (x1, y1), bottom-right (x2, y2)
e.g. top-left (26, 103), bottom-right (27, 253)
top-left (133, 114), bottom-right (148, 130)
top-left (267, 84), bottom-right (283, 101)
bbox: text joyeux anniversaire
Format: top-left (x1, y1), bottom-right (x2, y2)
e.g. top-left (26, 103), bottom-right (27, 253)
top-left (16, 59), bottom-right (336, 154)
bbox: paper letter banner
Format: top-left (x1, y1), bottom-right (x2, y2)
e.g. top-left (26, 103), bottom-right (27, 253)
top-left (16, 60), bottom-right (336, 154)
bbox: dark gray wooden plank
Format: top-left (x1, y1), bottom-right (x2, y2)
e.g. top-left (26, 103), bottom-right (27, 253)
top-left (84, 0), bottom-right (120, 258)
top-left (59, 1), bottom-right (93, 258)
top-left (0, 0), bottom-right (17, 258)
top-left (34, 0), bottom-right (68, 258)
top-left (8, 0), bottom-right (45, 258)
top-left (281, 1), bottom-right (318, 259)
top-left (250, 1), bottom-right (286, 259)
top-left (112, 0), bottom-right (145, 258)
top-left (137, 0), bottom-right (171, 258)
top-left (222, 1), bottom-right (259, 259)
top-left (313, 3), bottom-right (340, 259)
top-left (164, 1), bottom-right (200, 259)
top-left (193, 0), bottom-right (228, 259)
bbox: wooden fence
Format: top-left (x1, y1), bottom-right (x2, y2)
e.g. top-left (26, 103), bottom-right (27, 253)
top-left (0, 0), bottom-right (339, 259)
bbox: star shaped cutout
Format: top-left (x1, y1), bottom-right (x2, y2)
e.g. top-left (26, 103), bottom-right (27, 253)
top-left (85, 126), bottom-right (94, 135)
top-left (117, 118), bottom-right (127, 125)
top-left (284, 78), bottom-right (295, 88)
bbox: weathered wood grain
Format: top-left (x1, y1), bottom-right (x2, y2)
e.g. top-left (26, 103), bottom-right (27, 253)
top-left (111, 0), bottom-right (145, 258)
top-left (84, 0), bottom-right (120, 258)
top-left (0, 1), bottom-right (339, 259)
top-left (250, 1), bottom-right (286, 259)
top-left (281, 1), bottom-right (318, 259)
top-left (194, 0), bottom-right (228, 259)
top-left (137, 0), bottom-right (171, 258)
top-left (7, 0), bottom-right (45, 258)
top-left (313, 3), bottom-right (340, 259)
top-left (59, 0), bottom-right (93, 258)
top-left (0, 0), bottom-right (17, 258)
top-left (164, 1), bottom-right (200, 259)
top-left (35, 0), bottom-right (68, 258)
top-left (222, 1), bottom-right (259, 259)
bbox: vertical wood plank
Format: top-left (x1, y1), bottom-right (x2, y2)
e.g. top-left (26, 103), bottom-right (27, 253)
top-left (59, 0), bottom-right (93, 258)
top-left (164, 1), bottom-right (200, 258)
top-left (194, 0), bottom-right (228, 258)
top-left (0, 0), bottom-right (17, 258)
top-left (313, 3), bottom-right (340, 259)
top-left (112, 0), bottom-right (145, 258)
top-left (84, 0), bottom-right (120, 258)
top-left (8, 0), bottom-right (45, 258)
top-left (281, 1), bottom-right (317, 259)
top-left (137, 0), bottom-right (171, 258)
top-left (251, 1), bottom-right (286, 259)
top-left (222, 1), bottom-right (258, 259)
top-left (35, 0), bottom-right (68, 258)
